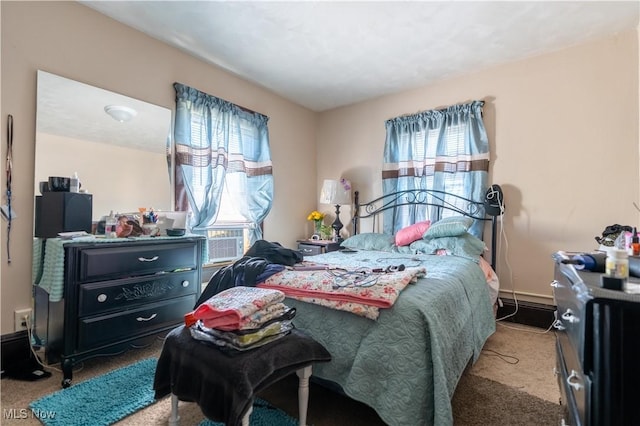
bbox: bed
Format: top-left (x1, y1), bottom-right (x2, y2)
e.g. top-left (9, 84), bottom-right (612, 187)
top-left (258, 188), bottom-right (502, 426)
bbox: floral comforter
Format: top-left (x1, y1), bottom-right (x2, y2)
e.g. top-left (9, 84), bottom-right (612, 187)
top-left (257, 262), bottom-right (425, 320)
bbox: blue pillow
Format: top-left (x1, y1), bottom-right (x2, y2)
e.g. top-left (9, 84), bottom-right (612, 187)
top-left (410, 233), bottom-right (486, 261)
top-left (422, 216), bottom-right (474, 240)
top-left (341, 233), bottom-right (396, 252)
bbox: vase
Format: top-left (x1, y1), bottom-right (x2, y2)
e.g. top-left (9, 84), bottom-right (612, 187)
top-left (314, 220), bottom-right (322, 236)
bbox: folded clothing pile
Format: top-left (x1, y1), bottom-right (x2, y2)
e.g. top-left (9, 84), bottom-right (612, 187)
top-left (185, 286), bottom-right (296, 353)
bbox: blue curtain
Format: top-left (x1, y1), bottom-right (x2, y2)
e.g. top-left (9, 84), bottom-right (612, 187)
top-left (382, 100), bottom-right (489, 237)
top-left (173, 83), bottom-right (273, 243)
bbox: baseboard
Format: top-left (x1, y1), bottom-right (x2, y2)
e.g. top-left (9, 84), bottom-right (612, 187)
top-left (1, 331), bottom-right (31, 377)
top-left (496, 298), bottom-right (556, 329)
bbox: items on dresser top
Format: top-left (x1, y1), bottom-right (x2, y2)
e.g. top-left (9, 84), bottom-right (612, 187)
top-left (47, 176), bottom-right (70, 192)
top-left (560, 251), bottom-right (606, 272)
top-left (34, 191), bottom-right (92, 238)
top-left (558, 249), bottom-right (640, 283)
top-left (166, 228), bottom-right (186, 237)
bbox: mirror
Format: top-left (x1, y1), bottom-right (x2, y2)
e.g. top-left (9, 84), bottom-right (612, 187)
top-left (35, 70), bottom-right (173, 223)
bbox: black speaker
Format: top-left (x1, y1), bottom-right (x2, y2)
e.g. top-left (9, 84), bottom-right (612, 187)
top-left (35, 192), bottom-right (93, 238)
top-left (484, 184), bottom-right (504, 216)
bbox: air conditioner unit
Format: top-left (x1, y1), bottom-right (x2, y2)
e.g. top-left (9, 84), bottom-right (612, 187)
top-left (203, 227), bottom-right (246, 264)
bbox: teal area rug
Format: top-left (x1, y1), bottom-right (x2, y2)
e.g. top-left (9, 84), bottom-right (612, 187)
top-left (198, 398), bottom-right (298, 426)
top-left (29, 358), bottom-right (157, 426)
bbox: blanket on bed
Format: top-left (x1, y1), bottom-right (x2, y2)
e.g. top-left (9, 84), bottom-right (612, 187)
top-left (257, 264), bottom-right (425, 320)
top-left (284, 250), bottom-right (496, 426)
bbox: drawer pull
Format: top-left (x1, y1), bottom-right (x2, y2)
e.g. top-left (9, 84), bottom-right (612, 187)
top-left (552, 319), bottom-right (565, 330)
top-left (136, 313), bottom-right (158, 322)
top-left (181, 280), bottom-right (190, 287)
top-left (561, 309), bottom-right (578, 324)
top-left (138, 256), bottom-right (159, 262)
top-left (567, 369), bottom-right (583, 391)
top-left (97, 294), bottom-right (107, 303)
top-left (550, 280), bottom-right (560, 288)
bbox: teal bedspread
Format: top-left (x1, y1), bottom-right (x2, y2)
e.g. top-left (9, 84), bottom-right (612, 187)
top-left (288, 250), bottom-right (496, 426)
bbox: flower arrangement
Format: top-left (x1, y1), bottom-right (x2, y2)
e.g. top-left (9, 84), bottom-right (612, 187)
top-left (307, 210), bottom-right (331, 239)
top-left (307, 210), bottom-right (324, 223)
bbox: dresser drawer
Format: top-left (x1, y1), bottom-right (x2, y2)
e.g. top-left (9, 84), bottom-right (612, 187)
top-left (78, 270), bottom-right (198, 316)
top-left (298, 243), bottom-right (323, 256)
top-left (78, 242), bottom-right (198, 282)
top-left (77, 295), bottom-right (195, 350)
top-left (557, 334), bottom-right (590, 426)
top-left (553, 262), bottom-right (589, 364)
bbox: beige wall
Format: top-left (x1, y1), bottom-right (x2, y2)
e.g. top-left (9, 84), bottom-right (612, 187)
top-left (317, 30), bottom-right (639, 304)
top-left (0, 1), bottom-right (318, 335)
top-left (1, 2), bottom-right (638, 335)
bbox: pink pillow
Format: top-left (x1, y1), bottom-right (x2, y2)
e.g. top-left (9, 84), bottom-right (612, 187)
top-left (395, 221), bottom-right (431, 246)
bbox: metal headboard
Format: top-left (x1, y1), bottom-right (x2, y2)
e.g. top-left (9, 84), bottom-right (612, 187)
top-left (351, 187), bottom-right (503, 272)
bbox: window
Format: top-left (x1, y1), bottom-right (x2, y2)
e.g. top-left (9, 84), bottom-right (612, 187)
top-left (188, 110), bottom-right (249, 226)
top-left (173, 83), bottom-right (273, 249)
top-left (382, 101), bottom-right (489, 234)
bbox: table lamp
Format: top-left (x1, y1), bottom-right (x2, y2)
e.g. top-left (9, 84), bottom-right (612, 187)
top-left (319, 178), bottom-right (351, 243)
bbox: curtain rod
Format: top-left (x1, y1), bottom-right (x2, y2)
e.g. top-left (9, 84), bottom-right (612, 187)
top-left (396, 99), bottom-right (485, 119)
top-left (174, 82), bottom-right (267, 118)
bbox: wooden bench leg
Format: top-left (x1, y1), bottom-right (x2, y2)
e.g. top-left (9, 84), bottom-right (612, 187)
top-left (168, 394), bottom-right (180, 426)
top-left (241, 402), bottom-right (253, 426)
top-left (296, 365), bottom-right (312, 426)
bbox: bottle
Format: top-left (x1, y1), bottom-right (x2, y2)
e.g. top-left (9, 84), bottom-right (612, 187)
top-left (605, 248), bottom-right (629, 281)
top-left (70, 172), bottom-right (80, 193)
top-left (105, 211), bottom-right (117, 238)
top-left (632, 228), bottom-right (640, 257)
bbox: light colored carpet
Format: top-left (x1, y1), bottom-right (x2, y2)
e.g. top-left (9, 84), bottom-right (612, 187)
top-left (0, 322), bottom-right (559, 425)
top-left (470, 322), bottom-right (559, 404)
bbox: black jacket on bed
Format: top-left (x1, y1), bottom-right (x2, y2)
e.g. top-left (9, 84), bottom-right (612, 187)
top-left (194, 240), bottom-right (303, 308)
top-left (244, 240), bottom-right (303, 266)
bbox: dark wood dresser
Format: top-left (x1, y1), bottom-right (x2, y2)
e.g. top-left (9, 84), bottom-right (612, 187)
top-left (33, 236), bottom-right (204, 387)
top-left (552, 251), bottom-right (640, 426)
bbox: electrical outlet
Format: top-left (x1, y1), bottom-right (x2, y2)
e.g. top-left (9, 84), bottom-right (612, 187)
top-left (14, 308), bottom-right (32, 332)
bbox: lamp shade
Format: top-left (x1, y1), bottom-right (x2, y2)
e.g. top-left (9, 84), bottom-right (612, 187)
top-left (319, 179), bottom-right (351, 205)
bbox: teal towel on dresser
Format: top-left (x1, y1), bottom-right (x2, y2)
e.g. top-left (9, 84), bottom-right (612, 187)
top-left (35, 238), bottom-right (75, 302)
top-left (32, 238), bottom-right (45, 286)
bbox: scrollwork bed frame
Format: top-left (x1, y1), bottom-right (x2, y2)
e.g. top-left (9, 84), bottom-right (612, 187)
top-left (351, 187), bottom-right (503, 271)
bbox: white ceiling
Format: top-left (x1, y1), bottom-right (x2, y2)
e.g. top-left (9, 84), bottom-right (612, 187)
top-left (81, 0), bottom-right (639, 112)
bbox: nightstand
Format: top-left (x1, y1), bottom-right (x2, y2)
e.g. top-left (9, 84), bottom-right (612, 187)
top-left (297, 239), bottom-right (341, 256)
